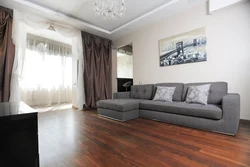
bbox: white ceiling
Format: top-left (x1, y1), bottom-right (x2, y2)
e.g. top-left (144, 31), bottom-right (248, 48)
top-left (0, 0), bottom-right (207, 40)
top-left (27, 0), bottom-right (172, 31)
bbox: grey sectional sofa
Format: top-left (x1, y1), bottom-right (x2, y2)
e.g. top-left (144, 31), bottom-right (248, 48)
top-left (97, 82), bottom-right (240, 135)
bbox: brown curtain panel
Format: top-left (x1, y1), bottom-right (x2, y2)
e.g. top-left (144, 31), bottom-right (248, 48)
top-left (81, 32), bottom-right (112, 109)
top-left (0, 6), bottom-right (15, 102)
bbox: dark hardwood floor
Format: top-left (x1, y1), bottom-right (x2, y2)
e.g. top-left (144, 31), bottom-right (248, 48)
top-left (39, 109), bottom-right (250, 167)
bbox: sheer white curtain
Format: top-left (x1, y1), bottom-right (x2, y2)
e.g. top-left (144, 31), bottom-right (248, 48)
top-left (72, 31), bottom-right (85, 110)
top-left (20, 34), bottom-right (72, 106)
top-left (10, 11), bottom-right (85, 110)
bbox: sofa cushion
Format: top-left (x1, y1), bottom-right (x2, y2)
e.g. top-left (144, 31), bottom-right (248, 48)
top-left (153, 86), bottom-right (176, 102)
top-left (131, 84), bottom-right (154, 100)
top-left (185, 84), bottom-right (211, 105)
top-left (139, 101), bottom-right (222, 120)
top-left (182, 82), bottom-right (228, 104)
top-left (97, 99), bottom-right (143, 112)
top-left (154, 83), bottom-right (184, 101)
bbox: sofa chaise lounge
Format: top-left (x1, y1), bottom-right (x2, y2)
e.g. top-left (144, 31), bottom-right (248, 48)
top-left (97, 82), bottom-right (240, 135)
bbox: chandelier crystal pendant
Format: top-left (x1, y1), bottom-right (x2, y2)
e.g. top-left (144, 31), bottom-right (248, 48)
top-left (93, 0), bottom-right (126, 20)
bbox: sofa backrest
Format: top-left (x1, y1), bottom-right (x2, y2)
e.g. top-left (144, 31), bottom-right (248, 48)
top-left (182, 82), bottom-right (228, 104)
top-left (153, 83), bottom-right (184, 101)
top-left (131, 84), bottom-right (154, 100)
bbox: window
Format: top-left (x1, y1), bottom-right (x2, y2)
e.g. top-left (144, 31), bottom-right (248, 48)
top-left (20, 33), bottom-right (73, 106)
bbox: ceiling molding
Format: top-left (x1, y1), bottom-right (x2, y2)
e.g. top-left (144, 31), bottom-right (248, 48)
top-left (110, 0), bottom-right (179, 33)
top-left (13, 0), bottom-right (179, 35)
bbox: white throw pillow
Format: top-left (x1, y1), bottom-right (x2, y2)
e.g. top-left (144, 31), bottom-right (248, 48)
top-left (153, 86), bottom-right (176, 102)
top-left (185, 84), bottom-right (211, 105)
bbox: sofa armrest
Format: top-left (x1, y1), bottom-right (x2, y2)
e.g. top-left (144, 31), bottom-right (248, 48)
top-left (113, 92), bottom-right (131, 99)
top-left (222, 93), bottom-right (240, 134)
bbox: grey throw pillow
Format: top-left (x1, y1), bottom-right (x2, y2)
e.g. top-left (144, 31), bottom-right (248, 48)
top-left (153, 86), bottom-right (176, 102)
top-left (185, 84), bottom-right (211, 105)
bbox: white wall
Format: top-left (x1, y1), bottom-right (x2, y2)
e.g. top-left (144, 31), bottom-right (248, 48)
top-left (113, 1), bottom-right (250, 120)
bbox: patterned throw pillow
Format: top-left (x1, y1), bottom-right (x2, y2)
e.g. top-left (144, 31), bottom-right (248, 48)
top-left (153, 86), bottom-right (176, 102)
top-left (185, 84), bottom-right (211, 105)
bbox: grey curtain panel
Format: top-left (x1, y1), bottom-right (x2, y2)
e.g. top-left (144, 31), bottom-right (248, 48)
top-left (81, 32), bottom-right (112, 109)
top-left (0, 6), bottom-right (15, 102)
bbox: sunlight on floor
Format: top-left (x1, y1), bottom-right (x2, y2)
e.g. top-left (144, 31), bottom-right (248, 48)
top-left (33, 103), bottom-right (72, 112)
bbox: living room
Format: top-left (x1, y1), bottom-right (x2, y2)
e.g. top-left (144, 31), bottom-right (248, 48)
top-left (0, 0), bottom-right (250, 166)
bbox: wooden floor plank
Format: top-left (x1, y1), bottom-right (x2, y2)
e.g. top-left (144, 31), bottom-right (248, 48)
top-left (39, 109), bottom-right (250, 167)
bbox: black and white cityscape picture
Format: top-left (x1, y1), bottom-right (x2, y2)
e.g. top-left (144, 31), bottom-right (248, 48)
top-left (159, 28), bottom-right (207, 67)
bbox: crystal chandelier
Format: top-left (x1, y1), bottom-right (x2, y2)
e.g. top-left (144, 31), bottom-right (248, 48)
top-left (93, 0), bottom-right (126, 20)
